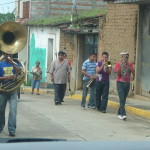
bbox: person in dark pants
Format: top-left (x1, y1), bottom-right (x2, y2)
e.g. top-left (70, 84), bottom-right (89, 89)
top-left (81, 53), bottom-right (97, 109)
top-left (114, 52), bottom-right (135, 120)
top-left (0, 52), bottom-right (22, 137)
top-left (50, 51), bottom-right (70, 105)
top-left (96, 52), bottom-right (112, 113)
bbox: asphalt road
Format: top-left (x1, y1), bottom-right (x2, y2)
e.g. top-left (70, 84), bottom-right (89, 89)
top-left (0, 94), bottom-right (150, 141)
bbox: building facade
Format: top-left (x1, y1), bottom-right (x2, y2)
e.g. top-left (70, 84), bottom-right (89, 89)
top-left (103, 0), bottom-right (150, 98)
top-left (15, 0), bottom-right (107, 19)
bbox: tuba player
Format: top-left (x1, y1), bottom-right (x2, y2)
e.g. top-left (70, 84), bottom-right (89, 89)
top-left (0, 51), bottom-right (21, 136)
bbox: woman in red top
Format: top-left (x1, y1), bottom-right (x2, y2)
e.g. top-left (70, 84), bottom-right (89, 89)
top-left (114, 52), bottom-right (135, 120)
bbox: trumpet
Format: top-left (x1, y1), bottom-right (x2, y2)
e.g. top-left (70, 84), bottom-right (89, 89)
top-left (103, 61), bottom-right (112, 68)
top-left (86, 74), bottom-right (97, 88)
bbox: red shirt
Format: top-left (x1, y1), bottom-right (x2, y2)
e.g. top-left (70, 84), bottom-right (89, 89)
top-left (114, 62), bottom-right (134, 82)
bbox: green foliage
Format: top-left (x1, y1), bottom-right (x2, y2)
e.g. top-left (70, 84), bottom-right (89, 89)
top-left (0, 12), bottom-right (15, 24)
top-left (78, 8), bottom-right (107, 19)
top-left (70, 91), bottom-right (75, 96)
top-left (23, 81), bottom-right (31, 86)
top-left (26, 8), bottom-right (107, 26)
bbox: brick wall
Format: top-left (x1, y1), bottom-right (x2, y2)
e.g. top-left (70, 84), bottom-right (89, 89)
top-left (30, 0), bottom-right (107, 19)
top-left (98, 3), bottom-right (139, 64)
top-left (59, 31), bottom-right (78, 91)
top-left (98, 2), bottom-right (139, 94)
top-left (59, 31), bottom-right (77, 64)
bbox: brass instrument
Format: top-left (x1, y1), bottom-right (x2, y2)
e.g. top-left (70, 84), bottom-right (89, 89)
top-left (103, 61), bottom-right (112, 68)
top-left (86, 74), bottom-right (97, 88)
top-left (120, 53), bottom-right (128, 76)
top-left (86, 60), bottom-right (112, 88)
top-left (0, 21), bottom-right (27, 92)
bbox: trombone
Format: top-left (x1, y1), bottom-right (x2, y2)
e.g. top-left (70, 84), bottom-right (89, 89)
top-left (86, 61), bottom-right (112, 88)
top-left (86, 74), bottom-right (97, 88)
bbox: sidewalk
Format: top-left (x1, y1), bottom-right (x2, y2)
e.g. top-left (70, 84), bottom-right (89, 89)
top-left (22, 86), bottom-right (150, 120)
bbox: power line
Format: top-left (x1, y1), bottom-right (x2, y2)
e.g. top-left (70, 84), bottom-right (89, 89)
top-left (0, 1), bottom-right (18, 5)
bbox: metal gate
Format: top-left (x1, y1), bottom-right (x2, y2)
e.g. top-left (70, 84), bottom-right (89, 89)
top-left (141, 6), bottom-right (150, 97)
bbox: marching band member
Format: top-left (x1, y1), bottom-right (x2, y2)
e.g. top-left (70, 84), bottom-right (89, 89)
top-left (81, 53), bottom-right (97, 109)
top-left (96, 52), bottom-right (112, 113)
top-left (0, 52), bottom-right (20, 137)
top-left (114, 52), bottom-right (135, 120)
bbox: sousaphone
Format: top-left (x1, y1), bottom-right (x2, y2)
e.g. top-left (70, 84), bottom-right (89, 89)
top-left (0, 21), bottom-right (27, 92)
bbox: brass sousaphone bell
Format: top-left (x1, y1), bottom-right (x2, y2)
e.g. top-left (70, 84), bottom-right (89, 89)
top-left (0, 21), bottom-right (27, 92)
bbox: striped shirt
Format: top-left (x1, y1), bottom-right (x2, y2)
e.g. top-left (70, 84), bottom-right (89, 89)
top-left (82, 59), bottom-right (96, 80)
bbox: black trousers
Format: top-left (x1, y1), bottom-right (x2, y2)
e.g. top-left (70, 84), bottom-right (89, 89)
top-left (53, 83), bottom-right (67, 103)
top-left (96, 81), bottom-right (109, 111)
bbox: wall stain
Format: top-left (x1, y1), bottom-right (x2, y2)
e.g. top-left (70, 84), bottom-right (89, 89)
top-left (29, 33), bottom-right (46, 82)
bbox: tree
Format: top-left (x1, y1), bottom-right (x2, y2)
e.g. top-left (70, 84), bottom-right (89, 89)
top-left (0, 11), bottom-right (15, 24)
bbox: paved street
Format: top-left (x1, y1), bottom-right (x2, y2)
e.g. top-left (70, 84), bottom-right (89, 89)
top-left (0, 94), bottom-right (150, 141)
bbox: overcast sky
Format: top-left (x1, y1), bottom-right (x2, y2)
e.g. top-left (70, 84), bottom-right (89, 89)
top-left (0, 0), bottom-right (15, 13)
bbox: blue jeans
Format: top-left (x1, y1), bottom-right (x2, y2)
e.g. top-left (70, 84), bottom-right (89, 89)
top-left (117, 82), bottom-right (130, 116)
top-left (81, 80), bottom-right (96, 107)
top-left (0, 91), bottom-right (18, 133)
top-left (96, 81), bottom-right (109, 111)
top-left (53, 84), bottom-right (67, 103)
top-left (32, 80), bottom-right (40, 89)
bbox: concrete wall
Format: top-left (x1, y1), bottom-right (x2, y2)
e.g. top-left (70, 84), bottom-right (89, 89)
top-left (98, 2), bottom-right (139, 94)
top-left (29, 26), bottom-right (60, 85)
top-left (30, 0), bottom-right (107, 19)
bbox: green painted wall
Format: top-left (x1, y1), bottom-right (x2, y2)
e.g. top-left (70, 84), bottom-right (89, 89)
top-left (29, 33), bottom-right (46, 82)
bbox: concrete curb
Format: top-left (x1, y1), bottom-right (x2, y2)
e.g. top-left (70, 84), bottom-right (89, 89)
top-left (67, 94), bottom-right (150, 120)
top-left (23, 88), bottom-right (150, 120)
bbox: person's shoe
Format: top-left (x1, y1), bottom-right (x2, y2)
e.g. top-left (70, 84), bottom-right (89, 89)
top-left (58, 102), bottom-right (62, 105)
top-left (36, 93), bottom-right (40, 95)
top-left (122, 115), bottom-right (127, 120)
top-left (62, 100), bottom-right (64, 102)
top-left (91, 106), bottom-right (96, 109)
top-left (117, 115), bottom-right (123, 120)
top-left (101, 110), bottom-right (107, 113)
top-left (9, 132), bottom-right (15, 137)
top-left (81, 106), bottom-right (85, 110)
top-left (55, 101), bottom-right (58, 105)
top-left (88, 105), bottom-right (91, 108)
top-left (31, 92), bottom-right (33, 95)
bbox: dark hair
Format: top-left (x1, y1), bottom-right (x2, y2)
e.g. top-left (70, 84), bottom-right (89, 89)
top-left (102, 52), bottom-right (109, 56)
top-left (58, 51), bottom-right (64, 55)
top-left (89, 53), bottom-right (97, 57)
top-left (36, 61), bottom-right (40, 64)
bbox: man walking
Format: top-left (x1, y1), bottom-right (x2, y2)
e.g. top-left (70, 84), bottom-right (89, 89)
top-left (96, 52), bottom-right (112, 113)
top-left (81, 53), bottom-right (97, 109)
top-left (50, 51), bottom-right (71, 105)
top-left (114, 52), bottom-right (135, 120)
top-left (0, 52), bottom-right (21, 136)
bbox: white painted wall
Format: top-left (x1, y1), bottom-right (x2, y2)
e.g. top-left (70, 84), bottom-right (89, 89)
top-left (30, 26), bottom-right (60, 83)
top-left (29, 26), bottom-right (60, 61)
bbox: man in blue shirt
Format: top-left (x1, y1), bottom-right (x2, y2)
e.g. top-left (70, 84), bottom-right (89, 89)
top-left (0, 52), bottom-right (19, 137)
top-left (81, 53), bottom-right (97, 109)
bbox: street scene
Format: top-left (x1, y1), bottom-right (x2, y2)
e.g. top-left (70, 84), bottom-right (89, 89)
top-left (0, 93), bottom-right (150, 140)
top-left (0, 0), bottom-right (150, 142)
